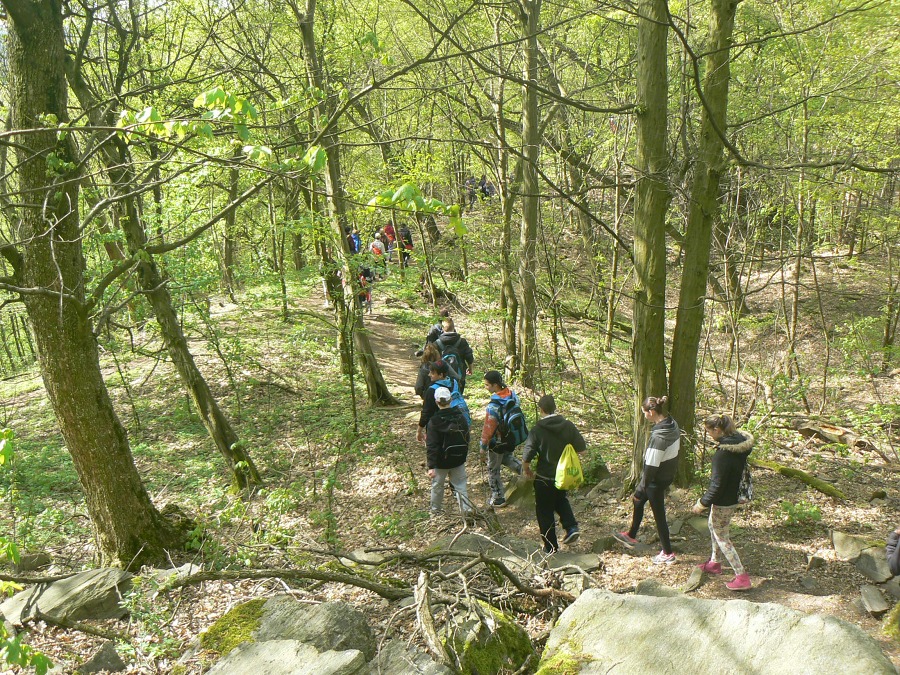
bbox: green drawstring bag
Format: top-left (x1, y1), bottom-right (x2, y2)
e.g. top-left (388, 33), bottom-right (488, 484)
top-left (555, 444), bottom-right (584, 490)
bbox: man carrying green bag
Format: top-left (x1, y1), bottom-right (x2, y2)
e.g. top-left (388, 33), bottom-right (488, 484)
top-left (523, 394), bottom-right (587, 554)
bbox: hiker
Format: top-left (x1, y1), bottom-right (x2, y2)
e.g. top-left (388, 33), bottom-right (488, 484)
top-left (398, 223), bottom-right (414, 268)
top-left (426, 386), bottom-right (472, 517)
top-left (480, 370), bottom-right (525, 509)
top-left (415, 308), bottom-right (452, 357)
top-left (523, 394), bottom-right (587, 553)
top-left (351, 227), bottom-right (362, 255)
top-left (464, 176), bottom-right (477, 209)
top-left (383, 221), bottom-right (397, 261)
top-left (888, 527), bottom-right (900, 577)
top-left (613, 395), bottom-right (680, 565)
top-left (435, 318), bottom-right (473, 393)
top-left (369, 232), bottom-right (387, 278)
top-left (417, 361), bottom-right (468, 442)
top-left (692, 414), bottom-right (755, 591)
top-left (344, 226), bottom-right (358, 254)
top-left (357, 266), bottom-right (374, 314)
top-left (415, 343), bottom-right (460, 399)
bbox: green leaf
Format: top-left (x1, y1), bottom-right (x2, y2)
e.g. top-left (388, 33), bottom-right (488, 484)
top-left (236, 124), bottom-right (251, 142)
top-left (303, 145), bottom-right (327, 173)
top-left (392, 183), bottom-right (419, 203)
top-left (451, 216), bottom-right (467, 236)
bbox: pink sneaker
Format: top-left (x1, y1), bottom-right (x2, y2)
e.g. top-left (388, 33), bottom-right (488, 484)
top-left (726, 573), bottom-right (752, 591)
top-left (613, 531), bottom-right (638, 549)
top-left (698, 560), bottom-right (722, 575)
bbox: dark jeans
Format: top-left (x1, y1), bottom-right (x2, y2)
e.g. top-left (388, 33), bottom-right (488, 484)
top-left (628, 482), bottom-right (672, 554)
top-left (535, 476), bottom-right (577, 553)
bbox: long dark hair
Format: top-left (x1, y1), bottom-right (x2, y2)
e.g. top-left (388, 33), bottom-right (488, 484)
top-left (641, 395), bottom-right (669, 414)
top-left (704, 414), bottom-right (736, 436)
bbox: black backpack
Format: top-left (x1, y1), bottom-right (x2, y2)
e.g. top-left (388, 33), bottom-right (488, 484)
top-left (437, 337), bottom-right (464, 377)
top-left (441, 417), bottom-right (469, 466)
top-left (497, 395), bottom-right (528, 447)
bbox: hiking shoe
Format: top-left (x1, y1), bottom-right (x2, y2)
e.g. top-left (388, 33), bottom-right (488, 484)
top-left (726, 573), bottom-right (752, 591)
top-left (414, 349), bottom-right (424, 357)
top-left (613, 531), bottom-right (638, 549)
top-left (563, 528), bottom-right (581, 545)
top-left (698, 560), bottom-right (722, 575)
top-left (490, 497), bottom-right (507, 509)
top-left (652, 551), bottom-right (677, 565)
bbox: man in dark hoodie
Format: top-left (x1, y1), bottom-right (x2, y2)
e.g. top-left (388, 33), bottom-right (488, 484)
top-left (426, 387), bottom-right (472, 516)
top-left (523, 394), bottom-right (587, 553)
top-left (435, 318), bottom-right (474, 393)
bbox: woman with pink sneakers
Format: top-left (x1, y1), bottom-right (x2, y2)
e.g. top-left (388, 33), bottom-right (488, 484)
top-left (692, 414), bottom-right (755, 591)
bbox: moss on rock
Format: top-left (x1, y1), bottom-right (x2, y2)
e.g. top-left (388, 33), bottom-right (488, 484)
top-left (883, 602), bottom-right (900, 642)
top-left (535, 649), bottom-right (589, 675)
top-left (199, 598), bottom-right (266, 656)
top-left (444, 601), bottom-right (534, 675)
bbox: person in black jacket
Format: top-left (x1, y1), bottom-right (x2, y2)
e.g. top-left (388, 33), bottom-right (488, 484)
top-left (426, 387), bottom-right (472, 516)
top-left (435, 319), bottom-right (474, 393)
top-left (613, 395), bottom-right (681, 565)
top-left (692, 414), bottom-right (754, 591)
top-left (887, 528), bottom-right (900, 577)
top-left (523, 395), bottom-right (587, 553)
top-left (415, 308), bottom-right (452, 357)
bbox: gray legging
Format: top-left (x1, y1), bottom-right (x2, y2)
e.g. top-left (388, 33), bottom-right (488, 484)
top-left (628, 482), bottom-right (672, 554)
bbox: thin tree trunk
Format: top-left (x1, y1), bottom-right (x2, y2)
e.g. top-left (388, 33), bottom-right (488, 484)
top-left (669, 0), bottom-right (738, 485)
top-left (630, 0), bottom-right (671, 484)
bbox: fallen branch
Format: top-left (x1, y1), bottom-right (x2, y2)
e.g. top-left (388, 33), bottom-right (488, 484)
top-left (414, 572), bottom-right (452, 667)
top-left (0, 572), bottom-right (74, 584)
top-left (750, 458), bottom-right (846, 500)
top-left (26, 610), bottom-right (128, 642)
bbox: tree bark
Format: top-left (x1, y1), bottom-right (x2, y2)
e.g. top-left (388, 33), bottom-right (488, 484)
top-left (518, 0), bottom-right (542, 389)
top-left (2, 0), bottom-right (181, 566)
top-left (669, 0), bottom-right (738, 485)
top-left (630, 0), bottom-right (671, 483)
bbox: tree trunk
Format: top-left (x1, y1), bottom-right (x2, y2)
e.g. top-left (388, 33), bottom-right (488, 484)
top-left (64, 50), bottom-right (263, 491)
top-left (630, 0), bottom-right (671, 483)
top-left (2, 0), bottom-right (181, 566)
top-left (518, 0), bottom-right (542, 388)
top-left (296, 0), bottom-right (397, 405)
top-left (669, 0), bottom-right (738, 486)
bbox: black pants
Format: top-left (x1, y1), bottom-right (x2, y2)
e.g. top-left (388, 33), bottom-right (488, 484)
top-left (535, 476), bottom-right (577, 553)
top-left (628, 482), bottom-right (672, 554)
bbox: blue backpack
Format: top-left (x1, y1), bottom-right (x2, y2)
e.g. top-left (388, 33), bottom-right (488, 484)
top-left (431, 378), bottom-right (471, 425)
top-left (495, 393), bottom-right (528, 447)
top-left (437, 337), bottom-right (464, 379)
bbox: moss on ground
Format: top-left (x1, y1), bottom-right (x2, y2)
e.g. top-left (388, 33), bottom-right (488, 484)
top-left (199, 598), bottom-right (267, 656)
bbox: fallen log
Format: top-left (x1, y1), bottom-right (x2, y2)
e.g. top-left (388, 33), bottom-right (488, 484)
top-left (750, 458), bottom-right (846, 500)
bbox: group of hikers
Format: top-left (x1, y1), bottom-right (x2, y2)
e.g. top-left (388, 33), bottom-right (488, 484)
top-left (346, 220), bottom-right (415, 313)
top-left (413, 311), bottom-right (759, 592)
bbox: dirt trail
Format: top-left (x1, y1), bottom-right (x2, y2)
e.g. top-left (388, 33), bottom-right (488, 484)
top-left (361, 311), bottom-right (422, 404)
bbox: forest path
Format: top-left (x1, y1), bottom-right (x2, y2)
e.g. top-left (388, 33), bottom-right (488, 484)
top-left (362, 310), bottom-right (422, 406)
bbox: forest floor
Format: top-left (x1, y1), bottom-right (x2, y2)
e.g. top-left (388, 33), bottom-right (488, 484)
top-left (3, 258), bottom-right (900, 673)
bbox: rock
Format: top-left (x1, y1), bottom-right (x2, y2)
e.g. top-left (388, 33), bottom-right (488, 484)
top-left (0, 568), bottom-right (132, 625)
top-left (505, 475), bottom-right (534, 507)
top-left (688, 516), bottom-right (709, 533)
top-left (861, 585), bottom-right (889, 616)
top-left (539, 589), bottom-right (895, 674)
top-left (442, 601), bottom-right (534, 675)
top-left (585, 485), bottom-right (605, 501)
top-left (562, 574), bottom-right (590, 598)
top-left (806, 555), bottom-right (826, 572)
top-left (881, 577), bottom-right (900, 601)
top-left (682, 566), bottom-right (704, 593)
top-left (597, 477), bottom-right (617, 492)
top-left (13, 552), bottom-right (51, 573)
top-left (75, 641), bottom-right (126, 674)
top-left (207, 640), bottom-right (366, 675)
top-left (800, 576), bottom-right (819, 593)
top-left (832, 531), bottom-right (879, 562)
top-left (547, 552), bottom-right (600, 573)
top-left (591, 536), bottom-right (617, 554)
top-left (669, 519), bottom-right (684, 536)
top-left (871, 489), bottom-right (888, 500)
top-left (369, 639), bottom-right (453, 675)
top-left (635, 579), bottom-right (682, 597)
top-left (149, 563), bottom-right (201, 585)
top-left (201, 597), bottom-right (376, 661)
top-left (338, 549), bottom-right (388, 568)
top-left (857, 548), bottom-right (893, 584)
top-left (871, 498), bottom-right (887, 508)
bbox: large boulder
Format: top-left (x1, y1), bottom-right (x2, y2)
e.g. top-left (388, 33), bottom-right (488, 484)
top-left (201, 596), bottom-right (376, 662)
top-left (369, 639), bottom-right (453, 675)
top-left (833, 531), bottom-right (881, 562)
top-left (1, 569), bottom-right (131, 625)
top-left (206, 640), bottom-right (366, 675)
top-left (857, 547), bottom-right (893, 584)
top-left (538, 589), bottom-right (895, 674)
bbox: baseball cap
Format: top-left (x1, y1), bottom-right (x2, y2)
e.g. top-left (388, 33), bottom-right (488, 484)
top-left (434, 387), bottom-right (452, 403)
